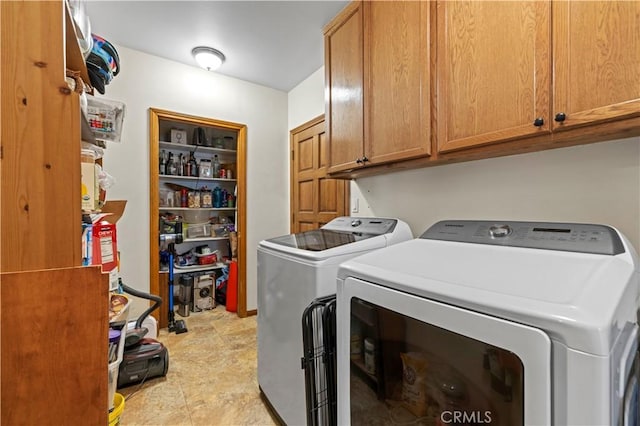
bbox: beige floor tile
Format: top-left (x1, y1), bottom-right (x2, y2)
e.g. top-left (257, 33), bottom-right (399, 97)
top-left (117, 308), bottom-right (278, 426)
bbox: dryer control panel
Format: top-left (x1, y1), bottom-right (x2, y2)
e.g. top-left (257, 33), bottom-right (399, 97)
top-left (421, 220), bottom-right (625, 255)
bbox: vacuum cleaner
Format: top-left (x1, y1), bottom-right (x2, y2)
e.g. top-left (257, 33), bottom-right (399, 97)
top-left (167, 245), bottom-right (188, 334)
top-left (117, 280), bottom-right (170, 388)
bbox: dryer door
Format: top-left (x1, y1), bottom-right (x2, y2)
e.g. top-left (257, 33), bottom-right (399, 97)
top-left (337, 277), bottom-right (552, 426)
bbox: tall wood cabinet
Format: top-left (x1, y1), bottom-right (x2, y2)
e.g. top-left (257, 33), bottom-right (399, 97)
top-left (325, 1), bottom-right (431, 175)
top-left (149, 109), bottom-right (248, 327)
top-left (1, 1), bottom-right (108, 424)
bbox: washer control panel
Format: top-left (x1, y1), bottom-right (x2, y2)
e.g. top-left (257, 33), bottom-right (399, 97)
top-left (323, 217), bottom-right (397, 235)
top-left (421, 220), bottom-right (625, 255)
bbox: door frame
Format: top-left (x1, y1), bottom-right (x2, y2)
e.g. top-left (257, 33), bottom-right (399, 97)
top-left (149, 108), bottom-right (248, 325)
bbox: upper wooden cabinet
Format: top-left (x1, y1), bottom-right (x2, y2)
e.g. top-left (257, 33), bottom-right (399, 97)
top-left (552, 1), bottom-right (640, 131)
top-left (325, 2), bottom-right (364, 173)
top-left (436, 0), bottom-right (640, 154)
top-left (325, 1), bottom-right (640, 178)
top-left (435, 1), bottom-right (551, 153)
top-left (325, 1), bottom-right (431, 174)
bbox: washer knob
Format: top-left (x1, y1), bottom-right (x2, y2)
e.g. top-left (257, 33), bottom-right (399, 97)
top-left (351, 219), bottom-right (362, 227)
top-left (489, 224), bottom-right (512, 238)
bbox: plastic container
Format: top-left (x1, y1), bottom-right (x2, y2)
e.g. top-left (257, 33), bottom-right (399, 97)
top-left (199, 159), bottom-right (212, 178)
top-left (86, 97), bottom-right (125, 143)
top-left (187, 222), bottom-right (211, 238)
top-left (108, 294), bottom-right (128, 410)
top-left (187, 190), bottom-right (201, 208)
top-left (200, 189), bottom-right (212, 208)
top-left (108, 393), bottom-right (125, 426)
top-left (183, 209), bottom-right (210, 223)
top-left (159, 189), bottom-right (175, 207)
top-left (196, 251), bottom-right (218, 265)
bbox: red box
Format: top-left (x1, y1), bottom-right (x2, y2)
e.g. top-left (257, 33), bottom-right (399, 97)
top-left (92, 221), bottom-right (118, 272)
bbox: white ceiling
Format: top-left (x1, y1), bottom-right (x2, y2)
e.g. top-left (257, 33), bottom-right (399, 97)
top-left (86, 1), bottom-right (349, 92)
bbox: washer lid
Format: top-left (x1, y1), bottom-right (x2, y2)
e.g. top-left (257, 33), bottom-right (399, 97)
top-left (338, 234), bottom-right (638, 355)
top-left (265, 229), bottom-right (380, 251)
top-left (262, 217), bottom-right (400, 252)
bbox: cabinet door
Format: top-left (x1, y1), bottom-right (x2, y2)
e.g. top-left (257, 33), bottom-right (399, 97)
top-left (553, 1), bottom-right (640, 131)
top-left (364, 0), bottom-right (431, 165)
top-left (435, 1), bottom-right (551, 153)
top-left (325, 2), bottom-right (364, 173)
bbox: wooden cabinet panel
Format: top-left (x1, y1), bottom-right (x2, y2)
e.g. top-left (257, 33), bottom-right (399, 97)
top-left (436, 1), bottom-right (551, 153)
top-left (325, 2), bottom-right (364, 173)
top-left (1, 0), bottom-right (82, 272)
top-left (553, 1), bottom-right (640, 130)
top-left (1, 267), bottom-right (108, 425)
top-left (365, 0), bottom-right (431, 164)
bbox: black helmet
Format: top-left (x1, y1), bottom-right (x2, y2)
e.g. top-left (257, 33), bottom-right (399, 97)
top-left (87, 34), bottom-right (120, 93)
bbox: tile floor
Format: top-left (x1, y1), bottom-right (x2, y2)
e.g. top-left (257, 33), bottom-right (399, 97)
top-left (117, 308), bottom-right (278, 426)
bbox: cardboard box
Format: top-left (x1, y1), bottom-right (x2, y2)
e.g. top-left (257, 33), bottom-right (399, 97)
top-left (170, 129), bottom-right (187, 144)
top-left (92, 220), bottom-right (118, 272)
top-left (82, 200), bottom-right (127, 272)
top-left (81, 151), bottom-right (99, 211)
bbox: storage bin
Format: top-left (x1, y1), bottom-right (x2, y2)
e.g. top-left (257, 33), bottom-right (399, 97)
top-left (187, 223), bottom-right (211, 238)
top-left (86, 97), bottom-right (125, 143)
top-left (183, 209), bottom-right (211, 223)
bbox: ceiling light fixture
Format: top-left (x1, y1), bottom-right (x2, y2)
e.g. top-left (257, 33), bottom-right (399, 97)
top-left (191, 46), bottom-right (226, 71)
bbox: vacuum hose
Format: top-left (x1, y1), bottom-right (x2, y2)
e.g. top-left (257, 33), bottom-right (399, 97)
top-left (119, 279), bottom-right (163, 329)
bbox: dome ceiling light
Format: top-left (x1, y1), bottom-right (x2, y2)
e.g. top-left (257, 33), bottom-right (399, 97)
top-left (191, 46), bottom-right (226, 71)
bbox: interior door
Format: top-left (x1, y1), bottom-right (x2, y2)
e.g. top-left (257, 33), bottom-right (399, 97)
top-left (290, 116), bottom-right (350, 233)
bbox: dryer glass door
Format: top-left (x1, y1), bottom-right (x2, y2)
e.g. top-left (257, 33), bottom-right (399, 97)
top-left (337, 277), bottom-right (551, 426)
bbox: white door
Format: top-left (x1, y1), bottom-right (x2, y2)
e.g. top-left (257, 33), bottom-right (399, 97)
top-left (337, 277), bottom-right (552, 425)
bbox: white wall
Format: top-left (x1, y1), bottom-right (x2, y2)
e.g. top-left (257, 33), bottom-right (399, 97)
top-left (288, 67), bottom-right (325, 131)
top-left (289, 68), bottom-right (640, 252)
top-left (100, 45), bottom-right (289, 315)
top-left (356, 139), bottom-right (640, 249)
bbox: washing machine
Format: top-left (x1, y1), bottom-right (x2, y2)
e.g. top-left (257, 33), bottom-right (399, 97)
top-left (336, 220), bottom-right (640, 425)
top-left (257, 216), bottom-right (412, 425)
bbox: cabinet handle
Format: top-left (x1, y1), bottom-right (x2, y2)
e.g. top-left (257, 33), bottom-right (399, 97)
top-left (355, 158), bottom-right (363, 164)
top-left (533, 117), bottom-right (544, 127)
top-left (361, 156), bottom-right (369, 163)
top-left (554, 112), bottom-right (567, 123)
